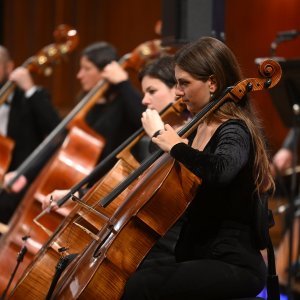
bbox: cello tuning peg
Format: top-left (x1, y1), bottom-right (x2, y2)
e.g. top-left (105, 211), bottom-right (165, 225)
top-left (246, 82), bottom-right (253, 92)
top-left (264, 78), bottom-right (272, 88)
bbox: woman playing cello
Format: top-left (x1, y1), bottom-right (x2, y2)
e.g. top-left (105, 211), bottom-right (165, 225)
top-left (122, 37), bottom-right (275, 299)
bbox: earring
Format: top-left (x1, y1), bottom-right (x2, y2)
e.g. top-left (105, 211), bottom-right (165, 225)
top-left (210, 93), bottom-right (214, 99)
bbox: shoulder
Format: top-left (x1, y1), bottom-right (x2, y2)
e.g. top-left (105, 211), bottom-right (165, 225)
top-left (211, 119), bottom-right (252, 149)
top-left (216, 119), bottom-right (250, 136)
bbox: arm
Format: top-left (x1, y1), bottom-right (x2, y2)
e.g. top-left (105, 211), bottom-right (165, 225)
top-left (159, 121), bottom-right (251, 186)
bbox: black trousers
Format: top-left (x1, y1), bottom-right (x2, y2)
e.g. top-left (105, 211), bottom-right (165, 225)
top-left (122, 228), bottom-right (267, 300)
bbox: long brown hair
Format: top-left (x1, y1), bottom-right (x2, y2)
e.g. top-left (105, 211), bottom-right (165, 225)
top-left (174, 37), bottom-right (274, 194)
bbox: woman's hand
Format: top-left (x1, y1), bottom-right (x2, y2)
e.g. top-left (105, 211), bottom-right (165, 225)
top-left (141, 108), bottom-right (165, 137)
top-left (42, 189), bottom-right (73, 211)
top-left (152, 124), bottom-right (188, 152)
top-left (102, 61), bottom-right (128, 84)
top-left (3, 171), bottom-right (27, 193)
top-left (9, 67), bottom-right (35, 92)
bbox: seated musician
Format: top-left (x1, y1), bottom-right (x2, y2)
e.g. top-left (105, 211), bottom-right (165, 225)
top-left (121, 37), bottom-right (274, 299)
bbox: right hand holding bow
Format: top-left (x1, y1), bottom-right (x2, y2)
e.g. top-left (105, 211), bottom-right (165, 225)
top-left (141, 108), bottom-right (165, 138)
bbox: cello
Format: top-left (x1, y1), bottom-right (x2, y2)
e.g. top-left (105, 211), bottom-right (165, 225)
top-left (0, 24), bottom-right (78, 181)
top-left (9, 59), bottom-right (282, 299)
top-left (0, 39), bottom-right (167, 296)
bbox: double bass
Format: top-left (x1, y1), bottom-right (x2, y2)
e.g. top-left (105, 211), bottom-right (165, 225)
top-left (0, 39), bottom-right (167, 296)
top-left (9, 59), bottom-right (282, 299)
top-left (0, 24), bottom-right (78, 181)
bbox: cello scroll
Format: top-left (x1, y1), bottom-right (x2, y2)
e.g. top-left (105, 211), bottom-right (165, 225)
top-left (229, 59), bottom-right (282, 102)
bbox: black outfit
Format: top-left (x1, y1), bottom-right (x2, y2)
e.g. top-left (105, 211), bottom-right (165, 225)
top-left (122, 119), bottom-right (267, 300)
top-left (0, 87), bottom-right (60, 223)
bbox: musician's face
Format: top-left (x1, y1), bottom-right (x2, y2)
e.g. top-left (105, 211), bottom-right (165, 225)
top-left (175, 66), bottom-right (216, 114)
top-left (141, 76), bottom-right (176, 112)
top-left (77, 56), bottom-right (103, 92)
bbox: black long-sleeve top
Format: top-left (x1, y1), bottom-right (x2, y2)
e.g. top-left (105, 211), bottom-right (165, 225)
top-left (170, 119), bottom-right (257, 261)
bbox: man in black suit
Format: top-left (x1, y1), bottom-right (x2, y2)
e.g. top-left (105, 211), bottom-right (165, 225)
top-left (0, 45), bottom-right (60, 224)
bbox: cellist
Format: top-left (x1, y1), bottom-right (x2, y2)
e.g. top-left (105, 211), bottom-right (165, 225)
top-left (122, 37), bottom-right (275, 299)
top-left (0, 45), bottom-right (60, 224)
